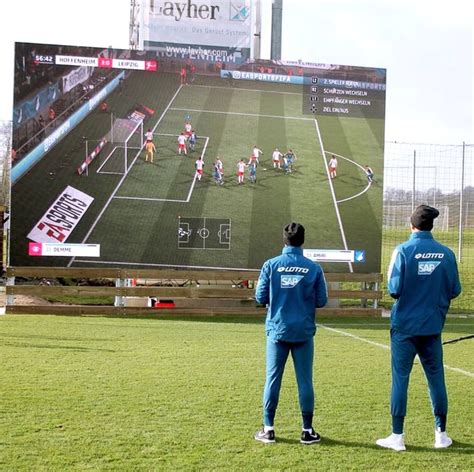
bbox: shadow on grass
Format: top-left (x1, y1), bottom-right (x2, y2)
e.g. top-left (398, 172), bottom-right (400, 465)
top-left (401, 440), bottom-right (474, 454)
top-left (3, 341), bottom-right (117, 352)
top-left (274, 436), bottom-right (473, 453)
top-left (0, 333), bottom-right (114, 342)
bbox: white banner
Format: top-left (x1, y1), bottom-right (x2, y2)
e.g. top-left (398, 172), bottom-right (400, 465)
top-left (27, 186), bottom-right (94, 243)
top-left (304, 249), bottom-right (366, 263)
top-left (28, 242), bottom-right (100, 257)
top-left (142, 0), bottom-right (253, 49)
top-left (62, 66), bottom-right (92, 93)
top-left (54, 55), bottom-right (157, 72)
top-left (56, 55), bottom-right (98, 67)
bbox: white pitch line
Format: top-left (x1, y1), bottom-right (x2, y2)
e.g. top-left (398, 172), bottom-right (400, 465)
top-left (336, 185), bottom-right (372, 203)
top-left (114, 196), bottom-right (187, 203)
top-left (155, 133), bottom-right (210, 139)
top-left (68, 85), bottom-right (184, 268)
top-left (319, 324), bottom-right (389, 350)
top-left (186, 136), bottom-right (210, 202)
top-left (192, 84), bottom-right (301, 96)
top-left (318, 324), bottom-right (474, 379)
top-left (113, 136), bottom-right (210, 204)
top-left (321, 323), bottom-right (474, 327)
top-left (325, 151), bottom-right (372, 203)
top-left (71, 259), bottom-right (260, 271)
top-left (314, 119), bottom-right (353, 273)
top-left (169, 107), bottom-right (314, 121)
top-left (96, 145), bottom-right (120, 174)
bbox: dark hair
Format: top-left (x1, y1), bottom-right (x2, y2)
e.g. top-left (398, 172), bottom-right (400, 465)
top-left (283, 222), bottom-right (305, 247)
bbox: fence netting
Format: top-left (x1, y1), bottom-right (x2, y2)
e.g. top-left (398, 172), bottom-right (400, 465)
top-left (383, 142), bottom-right (473, 311)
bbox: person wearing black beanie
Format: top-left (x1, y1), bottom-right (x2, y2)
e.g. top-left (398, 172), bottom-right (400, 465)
top-left (377, 205), bottom-right (462, 452)
top-left (254, 222), bottom-right (328, 445)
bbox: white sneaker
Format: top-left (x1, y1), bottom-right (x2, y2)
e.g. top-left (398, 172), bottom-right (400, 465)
top-left (434, 430), bottom-right (452, 449)
top-left (376, 433), bottom-right (406, 452)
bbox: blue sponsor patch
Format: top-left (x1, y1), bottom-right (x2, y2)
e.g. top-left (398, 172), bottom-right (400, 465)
top-left (281, 275), bottom-right (304, 288)
top-left (418, 261), bottom-right (441, 275)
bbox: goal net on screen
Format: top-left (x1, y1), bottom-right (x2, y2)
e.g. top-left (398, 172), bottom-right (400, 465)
top-left (95, 118), bottom-right (144, 175)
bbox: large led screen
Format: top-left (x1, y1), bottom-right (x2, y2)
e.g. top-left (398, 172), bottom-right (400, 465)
top-left (10, 43), bottom-right (386, 272)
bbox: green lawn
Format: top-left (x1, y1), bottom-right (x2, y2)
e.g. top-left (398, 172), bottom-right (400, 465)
top-left (0, 314), bottom-right (472, 470)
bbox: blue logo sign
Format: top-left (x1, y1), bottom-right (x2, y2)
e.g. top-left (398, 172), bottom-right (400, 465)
top-left (354, 250), bottom-right (365, 263)
top-left (230, 3), bottom-right (250, 21)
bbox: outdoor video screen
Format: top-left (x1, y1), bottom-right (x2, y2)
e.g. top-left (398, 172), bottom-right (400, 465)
top-left (10, 42), bottom-right (386, 272)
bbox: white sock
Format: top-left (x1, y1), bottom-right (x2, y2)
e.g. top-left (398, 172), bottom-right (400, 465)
top-left (302, 428), bottom-right (312, 432)
top-left (264, 426), bottom-right (274, 432)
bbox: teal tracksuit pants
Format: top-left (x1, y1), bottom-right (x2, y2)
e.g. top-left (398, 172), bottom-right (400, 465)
top-left (390, 329), bottom-right (447, 433)
top-left (263, 338), bottom-right (314, 429)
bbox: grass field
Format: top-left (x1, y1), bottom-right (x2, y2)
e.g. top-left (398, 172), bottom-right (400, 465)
top-left (10, 72), bottom-right (383, 272)
top-left (0, 314), bottom-right (472, 470)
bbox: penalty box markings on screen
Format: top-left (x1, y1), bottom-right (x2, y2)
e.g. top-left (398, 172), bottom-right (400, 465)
top-left (112, 135), bottom-right (210, 204)
top-left (169, 107), bottom-right (314, 121)
top-left (324, 150), bottom-right (372, 204)
top-left (96, 145), bottom-right (126, 175)
top-left (192, 84), bottom-right (302, 96)
top-left (67, 84), bottom-right (185, 268)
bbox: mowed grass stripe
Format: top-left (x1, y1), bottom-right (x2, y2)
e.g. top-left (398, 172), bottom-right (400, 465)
top-left (316, 116), bottom-right (383, 272)
top-left (246, 90), bottom-right (292, 262)
top-left (0, 315), bottom-right (472, 470)
top-left (139, 88), bottom-right (236, 268)
top-left (285, 119), bottom-right (346, 262)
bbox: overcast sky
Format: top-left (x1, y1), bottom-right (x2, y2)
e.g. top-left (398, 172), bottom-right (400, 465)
top-left (0, 0), bottom-right (472, 144)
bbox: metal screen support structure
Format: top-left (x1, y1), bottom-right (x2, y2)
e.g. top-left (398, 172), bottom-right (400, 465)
top-left (271, 0), bottom-right (283, 60)
top-left (458, 141), bottom-right (465, 261)
top-left (6, 276), bottom-right (14, 306)
top-left (412, 149), bottom-right (416, 212)
top-left (115, 278), bottom-right (124, 307)
top-left (373, 281), bottom-right (379, 310)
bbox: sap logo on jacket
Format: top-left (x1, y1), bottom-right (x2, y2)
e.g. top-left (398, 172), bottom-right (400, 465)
top-left (387, 231), bottom-right (461, 335)
top-left (281, 275), bottom-right (304, 288)
top-left (418, 261), bottom-right (440, 275)
top-left (255, 246), bottom-right (328, 342)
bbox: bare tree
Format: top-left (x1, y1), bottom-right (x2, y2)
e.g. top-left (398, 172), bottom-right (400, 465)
top-left (0, 120), bottom-right (12, 209)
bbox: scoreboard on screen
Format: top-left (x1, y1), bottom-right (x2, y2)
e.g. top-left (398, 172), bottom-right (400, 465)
top-left (303, 74), bottom-right (386, 119)
top-left (34, 54), bottom-right (157, 72)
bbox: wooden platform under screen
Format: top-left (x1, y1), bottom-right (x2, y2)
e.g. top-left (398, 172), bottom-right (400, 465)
top-left (5, 267), bottom-right (383, 317)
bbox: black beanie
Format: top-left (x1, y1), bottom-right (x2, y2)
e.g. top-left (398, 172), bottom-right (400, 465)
top-left (410, 205), bottom-right (439, 231)
top-left (283, 222), bottom-right (305, 247)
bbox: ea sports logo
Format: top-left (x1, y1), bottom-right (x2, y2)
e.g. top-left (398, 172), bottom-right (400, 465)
top-left (232, 71), bottom-right (241, 80)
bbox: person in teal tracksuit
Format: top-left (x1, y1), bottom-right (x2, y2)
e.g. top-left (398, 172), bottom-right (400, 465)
top-left (377, 205), bottom-right (462, 452)
top-left (254, 222), bottom-right (328, 445)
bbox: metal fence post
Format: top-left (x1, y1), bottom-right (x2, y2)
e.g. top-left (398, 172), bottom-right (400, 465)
top-left (115, 278), bottom-right (124, 307)
top-left (412, 149), bottom-right (416, 211)
top-left (458, 142), bottom-right (465, 261)
top-left (6, 276), bottom-right (14, 306)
